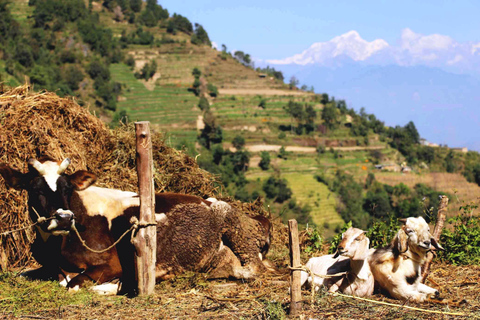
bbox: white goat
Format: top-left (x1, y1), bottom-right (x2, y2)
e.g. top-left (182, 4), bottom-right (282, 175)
top-left (368, 216), bottom-right (443, 302)
top-left (300, 227), bottom-right (374, 297)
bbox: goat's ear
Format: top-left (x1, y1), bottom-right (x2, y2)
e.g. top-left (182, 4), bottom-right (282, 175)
top-left (69, 171), bottom-right (96, 190)
top-left (353, 236), bottom-right (370, 260)
top-left (431, 238), bottom-right (445, 251)
top-left (394, 226), bottom-right (408, 254)
top-left (0, 165), bottom-right (28, 190)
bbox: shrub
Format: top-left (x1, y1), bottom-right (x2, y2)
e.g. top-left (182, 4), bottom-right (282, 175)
top-left (278, 146), bottom-right (288, 159)
top-left (263, 176), bottom-right (292, 203)
top-left (207, 83), bottom-right (218, 97)
top-left (259, 151), bottom-right (270, 171)
top-left (125, 55), bottom-right (135, 68)
top-left (192, 67), bottom-right (201, 78)
top-left (232, 135), bottom-right (245, 150)
top-left (329, 221), bottom-right (352, 254)
top-left (197, 96), bottom-right (209, 111)
top-left (137, 59), bottom-right (157, 80)
top-left (439, 204), bottom-right (480, 265)
top-left (63, 65), bottom-right (84, 91)
top-left (303, 227), bottom-right (323, 254)
top-left (191, 23), bottom-right (211, 46)
top-left (259, 98), bottom-right (267, 109)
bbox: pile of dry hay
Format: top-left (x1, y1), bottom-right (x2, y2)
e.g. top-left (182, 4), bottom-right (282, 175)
top-left (0, 84), bottom-right (245, 270)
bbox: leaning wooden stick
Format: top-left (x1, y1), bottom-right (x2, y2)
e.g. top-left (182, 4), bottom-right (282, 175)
top-left (421, 195), bottom-right (449, 283)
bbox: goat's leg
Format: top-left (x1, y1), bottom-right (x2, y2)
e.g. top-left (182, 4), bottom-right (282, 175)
top-left (417, 282), bottom-right (440, 298)
top-left (391, 283), bottom-right (430, 302)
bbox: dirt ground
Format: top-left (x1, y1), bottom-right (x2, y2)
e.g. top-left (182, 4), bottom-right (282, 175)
top-left (242, 144), bottom-right (386, 153)
top-left (2, 262), bottom-right (478, 319)
top-left (219, 88), bottom-right (314, 96)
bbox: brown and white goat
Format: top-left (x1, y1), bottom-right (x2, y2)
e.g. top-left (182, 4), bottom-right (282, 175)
top-left (368, 217), bottom-right (443, 302)
top-left (300, 227), bottom-right (374, 297)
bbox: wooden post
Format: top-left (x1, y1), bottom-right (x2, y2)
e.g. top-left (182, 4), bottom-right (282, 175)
top-left (288, 219), bottom-right (302, 316)
top-left (133, 121), bottom-right (156, 295)
top-left (421, 195), bottom-right (449, 283)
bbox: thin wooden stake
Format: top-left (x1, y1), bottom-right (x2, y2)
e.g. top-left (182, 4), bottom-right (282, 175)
top-left (421, 195), bottom-right (449, 283)
top-left (288, 219), bottom-right (302, 316)
top-left (133, 121), bottom-right (156, 295)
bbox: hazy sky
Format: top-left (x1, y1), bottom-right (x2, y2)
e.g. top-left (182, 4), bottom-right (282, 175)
top-left (160, 0), bottom-right (480, 60)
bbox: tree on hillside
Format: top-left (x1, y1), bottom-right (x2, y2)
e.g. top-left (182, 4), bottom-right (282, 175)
top-left (263, 176), bottom-right (292, 203)
top-left (0, 0), bottom-right (20, 43)
top-left (404, 121), bottom-right (420, 144)
top-left (129, 0), bottom-right (142, 12)
top-left (136, 59), bottom-right (157, 80)
top-left (321, 103), bottom-right (340, 130)
top-left (259, 151), bottom-right (270, 171)
top-left (191, 23), bottom-right (211, 46)
top-left (167, 13), bottom-right (193, 34)
top-left (234, 51), bottom-right (252, 67)
top-left (232, 135), bottom-right (245, 150)
top-left (289, 76), bottom-right (299, 89)
top-left (284, 100), bottom-right (305, 128)
top-left (198, 110), bottom-right (223, 149)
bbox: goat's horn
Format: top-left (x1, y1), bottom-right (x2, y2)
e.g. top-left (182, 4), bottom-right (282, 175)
top-left (398, 218), bottom-right (407, 224)
top-left (28, 158), bottom-right (46, 175)
top-left (57, 158), bottom-right (71, 174)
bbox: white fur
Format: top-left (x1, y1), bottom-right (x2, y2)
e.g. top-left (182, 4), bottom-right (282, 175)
top-left (77, 186), bottom-right (139, 228)
top-left (155, 213), bottom-right (167, 224)
top-left (368, 217), bottom-right (440, 302)
top-left (210, 200), bottom-right (231, 218)
top-left (301, 227), bottom-right (374, 297)
top-left (90, 282), bottom-right (120, 295)
top-left (59, 275), bottom-right (71, 287)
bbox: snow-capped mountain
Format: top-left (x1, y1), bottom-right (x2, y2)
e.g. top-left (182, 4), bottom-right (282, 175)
top-left (267, 31), bottom-right (389, 65)
top-left (266, 29), bottom-right (480, 75)
top-left (261, 29), bottom-right (480, 151)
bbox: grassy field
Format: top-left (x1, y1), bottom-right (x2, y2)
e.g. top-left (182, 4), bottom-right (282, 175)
top-left (283, 172), bottom-right (342, 229)
top-left (375, 171), bottom-right (480, 217)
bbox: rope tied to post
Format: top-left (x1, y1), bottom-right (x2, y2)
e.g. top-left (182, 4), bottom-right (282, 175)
top-left (0, 208), bottom-right (52, 237)
top-left (72, 216), bottom-right (157, 254)
top-left (289, 264), bottom-right (349, 302)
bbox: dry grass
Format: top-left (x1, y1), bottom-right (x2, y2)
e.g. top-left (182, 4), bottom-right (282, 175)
top-left (0, 85), bottom-right (221, 269)
top-left (1, 261), bottom-right (477, 319)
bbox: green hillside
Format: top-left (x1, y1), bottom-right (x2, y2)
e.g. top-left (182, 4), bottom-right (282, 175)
top-left (3, 0), bottom-right (480, 230)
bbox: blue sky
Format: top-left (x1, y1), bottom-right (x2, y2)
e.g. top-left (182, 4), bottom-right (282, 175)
top-left (160, 0), bottom-right (480, 60)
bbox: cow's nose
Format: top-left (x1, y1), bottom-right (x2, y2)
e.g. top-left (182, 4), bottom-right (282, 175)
top-left (55, 210), bottom-right (74, 221)
top-left (55, 213), bottom-right (73, 221)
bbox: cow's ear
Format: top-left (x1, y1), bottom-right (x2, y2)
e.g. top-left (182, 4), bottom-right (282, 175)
top-left (69, 171), bottom-right (96, 190)
top-left (0, 165), bottom-right (28, 190)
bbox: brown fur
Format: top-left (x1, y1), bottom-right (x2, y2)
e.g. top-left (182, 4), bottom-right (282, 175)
top-left (155, 203), bottom-right (224, 278)
top-left (222, 208), bottom-right (270, 274)
top-left (1, 160), bottom-right (271, 293)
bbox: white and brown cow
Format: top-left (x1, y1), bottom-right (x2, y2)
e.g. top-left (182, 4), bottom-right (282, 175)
top-left (0, 157), bottom-right (271, 294)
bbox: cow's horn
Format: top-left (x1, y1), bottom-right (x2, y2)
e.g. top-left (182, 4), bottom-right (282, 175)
top-left (57, 158), bottom-right (71, 174)
top-left (28, 158), bottom-right (46, 175)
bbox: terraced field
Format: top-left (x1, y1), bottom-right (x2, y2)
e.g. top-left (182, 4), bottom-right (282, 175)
top-left (110, 63), bottom-right (200, 138)
top-left (283, 172), bottom-right (342, 229)
top-left (375, 171), bottom-right (480, 217)
top-left (9, 0), bottom-right (33, 23)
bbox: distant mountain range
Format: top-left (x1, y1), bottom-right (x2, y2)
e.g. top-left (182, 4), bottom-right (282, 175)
top-left (259, 29), bottom-right (480, 151)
